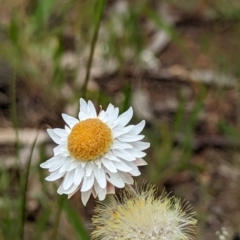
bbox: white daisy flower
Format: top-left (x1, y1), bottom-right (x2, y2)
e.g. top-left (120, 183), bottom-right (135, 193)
top-left (40, 98), bottom-right (150, 205)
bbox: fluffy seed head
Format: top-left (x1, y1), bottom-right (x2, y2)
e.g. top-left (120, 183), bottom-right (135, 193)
top-left (67, 118), bottom-right (112, 161)
top-left (91, 184), bottom-right (197, 240)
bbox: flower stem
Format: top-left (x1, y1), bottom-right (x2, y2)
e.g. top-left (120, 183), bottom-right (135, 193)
top-left (81, 0), bottom-right (106, 98)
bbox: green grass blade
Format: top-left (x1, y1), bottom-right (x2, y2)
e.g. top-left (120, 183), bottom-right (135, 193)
top-left (63, 200), bottom-right (90, 240)
top-left (34, 0), bottom-right (57, 29)
top-left (81, 0), bottom-right (106, 98)
top-left (50, 195), bottom-right (65, 240)
top-left (19, 135), bottom-right (39, 240)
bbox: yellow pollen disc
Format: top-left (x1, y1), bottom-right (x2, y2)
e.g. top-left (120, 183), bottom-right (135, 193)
top-left (67, 118), bottom-right (112, 161)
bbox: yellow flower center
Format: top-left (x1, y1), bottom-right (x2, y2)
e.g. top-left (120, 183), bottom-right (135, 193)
top-left (67, 118), bottom-right (112, 161)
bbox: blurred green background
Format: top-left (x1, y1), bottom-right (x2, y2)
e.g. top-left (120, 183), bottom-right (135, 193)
top-left (1, 0), bottom-right (240, 239)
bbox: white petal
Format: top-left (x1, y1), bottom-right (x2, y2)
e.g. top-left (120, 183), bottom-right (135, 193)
top-left (109, 120), bottom-right (119, 129)
top-left (49, 159), bottom-right (64, 172)
top-left (63, 170), bottom-right (75, 190)
top-left (45, 171), bottom-right (65, 181)
top-left (81, 174), bottom-right (94, 192)
top-left (47, 129), bottom-right (62, 144)
top-left (106, 104), bottom-right (114, 115)
top-left (130, 168), bottom-right (141, 176)
top-left (101, 158), bottom-right (117, 173)
top-left (65, 125), bottom-right (71, 134)
top-left (134, 158), bottom-right (148, 166)
top-left (94, 180), bottom-right (106, 201)
top-left (62, 113), bottom-right (79, 128)
top-left (80, 162), bottom-right (86, 168)
top-left (98, 110), bottom-right (106, 120)
top-left (65, 161), bottom-right (79, 172)
top-left (104, 151), bottom-right (120, 162)
top-left (112, 149), bottom-right (136, 161)
top-left (78, 111), bottom-right (88, 121)
top-left (111, 140), bottom-right (133, 149)
top-left (59, 159), bottom-right (75, 173)
top-left (57, 183), bottom-right (64, 194)
top-left (106, 171), bottom-right (125, 188)
top-left (87, 100), bottom-right (97, 117)
top-left (98, 192), bottom-right (106, 200)
top-left (53, 128), bottom-right (68, 138)
top-left (81, 189), bottom-right (92, 206)
top-left (127, 148), bottom-right (146, 158)
top-left (57, 182), bottom-right (79, 196)
top-left (108, 107), bottom-right (119, 122)
top-left (40, 161), bottom-right (52, 169)
top-left (93, 167), bottom-right (106, 188)
top-left (74, 166), bottom-right (85, 186)
top-left (130, 141), bottom-right (150, 150)
top-left (65, 183), bottom-right (79, 194)
top-left (117, 134), bottom-right (144, 142)
top-left (117, 171), bottom-right (134, 184)
top-left (115, 107), bottom-right (133, 127)
top-left (94, 159), bottom-right (102, 168)
top-left (126, 161), bottom-right (141, 176)
top-left (100, 105), bottom-right (113, 124)
top-left (105, 108), bottom-right (119, 127)
top-left (58, 183), bottom-right (80, 196)
top-left (85, 164), bottom-right (94, 177)
top-left (112, 125), bottom-right (134, 138)
top-left (127, 120), bottom-right (145, 135)
top-left (113, 161), bottom-right (132, 172)
top-left (98, 187), bottom-right (106, 201)
top-left (53, 145), bottom-right (67, 156)
top-left (40, 156), bottom-right (58, 169)
top-left (68, 186), bottom-right (80, 198)
top-left (80, 98), bottom-right (88, 114)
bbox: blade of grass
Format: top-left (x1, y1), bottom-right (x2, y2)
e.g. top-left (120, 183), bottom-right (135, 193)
top-left (173, 93), bottom-right (188, 133)
top-left (10, 70), bottom-right (18, 153)
top-left (34, 205), bottom-right (51, 240)
top-left (9, 63), bottom-right (22, 239)
top-left (144, 6), bottom-right (196, 69)
top-left (144, 6), bottom-right (180, 43)
top-left (122, 81), bottom-right (132, 112)
top-left (19, 134), bottom-right (39, 240)
top-left (0, 167), bottom-right (14, 239)
top-left (34, 0), bottom-right (57, 30)
top-left (81, 0), bottom-right (106, 98)
top-left (178, 89), bottom-right (206, 170)
top-left (50, 195), bottom-right (65, 240)
top-left (63, 200), bottom-right (90, 240)
top-left (126, 8), bottom-right (143, 57)
top-left (219, 120), bottom-right (239, 139)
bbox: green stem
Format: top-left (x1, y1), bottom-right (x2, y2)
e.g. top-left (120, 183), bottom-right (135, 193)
top-left (51, 195), bottom-right (65, 240)
top-left (81, 0), bottom-right (106, 98)
top-left (10, 70), bottom-right (19, 155)
top-left (10, 70), bottom-right (22, 238)
top-left (20, 135), bottom-right (38, 240)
